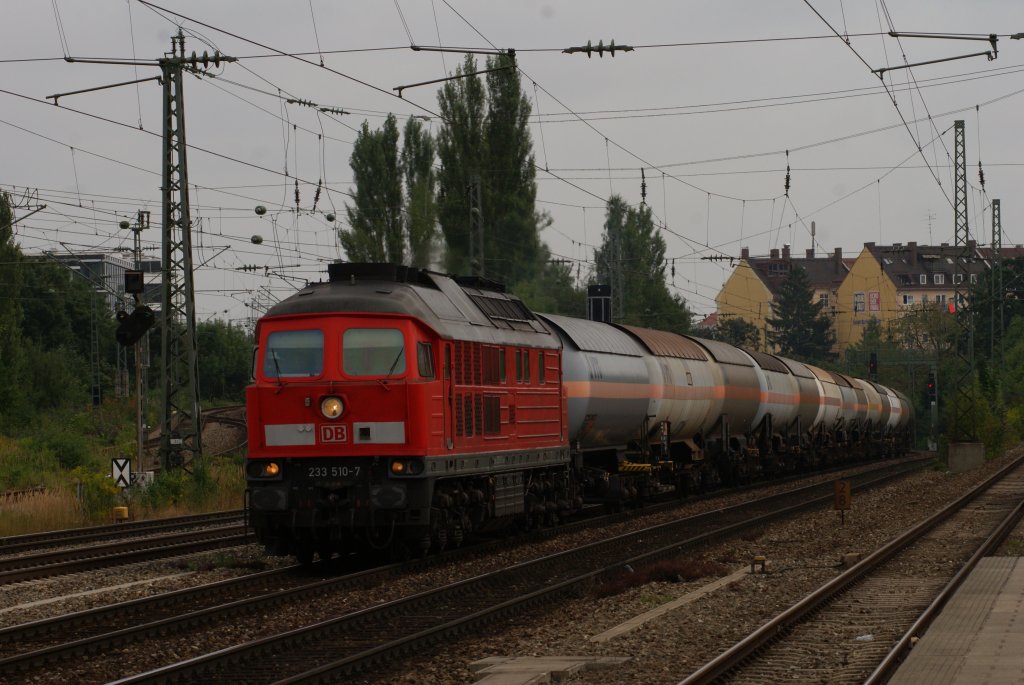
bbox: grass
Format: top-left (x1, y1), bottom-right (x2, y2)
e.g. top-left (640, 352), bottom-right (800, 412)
top-left (0, 453), bottom-right (247, 537)
top-left (0, 489), bottom-right (87, 536)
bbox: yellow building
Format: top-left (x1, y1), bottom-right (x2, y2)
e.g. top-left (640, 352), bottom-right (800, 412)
top-left (715, 245), bottom-right (849, 352)
top-left (834, 241), bottom-right (991, 353)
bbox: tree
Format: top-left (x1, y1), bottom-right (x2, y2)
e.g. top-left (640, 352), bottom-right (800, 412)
top-left (593, 195), bottom-right (691, 334)
top-left (436, 54), bottom-right (546, 285)
top-left (515, 251), bottom-right (586, 317)
top-left (0, 193), bottom-right (24, 425)
top-left (340, 114), bottom-right (403, 263)
top-left (713, 317), bottom-right (760, 349)
top-left (197, 320), bottom-right (252, 401)
top-left (970, 256), bottom-right (1024, 367)
top-left (401, 117), bottom-right (439, 268)
top-left (765, 265), bottom-right (834, 360)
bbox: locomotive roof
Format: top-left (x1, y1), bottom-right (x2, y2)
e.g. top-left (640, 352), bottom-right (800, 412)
top-left (264, 263), bottom-right (558, 348)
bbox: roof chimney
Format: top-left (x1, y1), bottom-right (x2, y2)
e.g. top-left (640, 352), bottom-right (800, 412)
top-left (833, 247), bottom-right (843, 273)
top-left (782, 244), bottom-right (790, 260)
top-left (908, 241), bottom-right (918, 266)
top-left (806, 248), bottom-right (815, 259)
top-left (741, 247), bottom-right (749, 260)
top-left (968, 239), bottom-right (977, 251)
top-left (770, 248), bottom-right (780, 259)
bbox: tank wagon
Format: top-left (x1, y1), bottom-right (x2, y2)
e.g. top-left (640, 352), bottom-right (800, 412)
top-left (245, 264), bottom-right (913, 562)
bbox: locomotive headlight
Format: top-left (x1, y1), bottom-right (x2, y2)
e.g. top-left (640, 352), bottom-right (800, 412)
top-left (320, 396), bottom-right (344, 419)
top-left (247, 460), bottom-right (282, 479)
top-left (390, 459), bottom-right (424, 476)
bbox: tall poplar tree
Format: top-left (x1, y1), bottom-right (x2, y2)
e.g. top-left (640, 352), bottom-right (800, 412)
top-left (436, 54), bottom-right (545, 286)
top-left (593, 195), bottom-right (691, 333)
top-left (0, 194), bottom-right (22, 376)
top-left (401, 117), bottom-right (438, 268)
top-left (340, 114), bottom-right (403, 263)
top-left (765, 265), bottom-right (835, 360)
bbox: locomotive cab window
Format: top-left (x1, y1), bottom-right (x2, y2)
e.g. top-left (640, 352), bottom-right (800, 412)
top-left (264, 329), bottom-right (324, 378)
top-left (343, 328), bottom-right (406, 377)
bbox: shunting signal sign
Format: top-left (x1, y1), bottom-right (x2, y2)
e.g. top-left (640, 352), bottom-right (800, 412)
top-left (112, 458), bottom-right (131, 488)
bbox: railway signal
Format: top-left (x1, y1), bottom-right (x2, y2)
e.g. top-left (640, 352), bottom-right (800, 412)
top-left (115, 306), bottom-right (155, 347)
top-left (927, 370), bottom-right (937, 403)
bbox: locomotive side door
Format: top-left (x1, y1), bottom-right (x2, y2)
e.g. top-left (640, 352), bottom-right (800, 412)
top-left (444, 342), bottom-right (454, 449)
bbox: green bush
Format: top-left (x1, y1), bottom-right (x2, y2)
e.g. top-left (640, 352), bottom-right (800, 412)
top-left (69, 466), bottom-right (119, 518)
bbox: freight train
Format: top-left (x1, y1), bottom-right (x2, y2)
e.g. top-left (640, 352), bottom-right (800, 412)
top-left (245, 263), bottom-right (913, 563)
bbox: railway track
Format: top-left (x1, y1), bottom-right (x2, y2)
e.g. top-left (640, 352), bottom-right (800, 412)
top-left (680, 452), bottom-right (1024, 685)
top-left (0, 458), bottom-right (927, 682)
top-left (0, 519), bottom-right (248, 585)
top-left (18, 458), bottom-right (919, 684)
top-left (0, 510), bottom-right (242, 556)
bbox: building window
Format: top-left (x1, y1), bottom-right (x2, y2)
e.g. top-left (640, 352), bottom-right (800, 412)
top-left (921, 294), bottom-right (929, 304)
top-left (902, 294), bottom-right (915, 306)
top-left (934, 273), bottom-right (944, 285)
top-left (818, 293), bottom-right (829, 308)
top-left (953, 273), bottom-right (963, 284)
top-left (935, 294), bottom-right (947, 305)
top-left (853, 292), bottom-right (865, 312)
top-left (920, 274), bottom-right (927, 284)
top-left (970, 273), bottom-right (977, 284)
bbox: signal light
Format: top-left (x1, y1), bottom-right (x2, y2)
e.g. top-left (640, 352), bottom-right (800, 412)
top-left (927, 370), bottom-right (937, 403)
top-left (124, 270), bottom-right (144, 295)
top-left (868, 352), bottom-right (878, 381)
top-left (115, 305), bottom-right (155, 347)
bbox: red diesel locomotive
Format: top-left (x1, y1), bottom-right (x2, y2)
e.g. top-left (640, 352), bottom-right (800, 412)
top-left (245, 263), bottom-right (912, 562)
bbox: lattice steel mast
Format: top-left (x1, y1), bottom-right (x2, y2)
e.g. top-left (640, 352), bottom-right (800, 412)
top-left (951, 119), bottom-right (975, 441)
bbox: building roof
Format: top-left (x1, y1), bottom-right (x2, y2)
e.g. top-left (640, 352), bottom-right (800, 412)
top-left (862, 241), bottom-right (991, 289)
top-left (741, 245), bottom-right (849, 294)
top-left (695, 312), bottom-right (718, 329)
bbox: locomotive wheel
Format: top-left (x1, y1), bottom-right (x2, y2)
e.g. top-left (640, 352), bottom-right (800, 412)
top-left (295, 546), bottom-right (315, 566)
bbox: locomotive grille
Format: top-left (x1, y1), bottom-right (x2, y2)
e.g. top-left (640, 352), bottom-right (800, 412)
top-left (455, 341), bottom-right (464, 386)
top-left (455, 392), bottom-right (464, 437)
top-left (474, 393), bottom-right (483, 436)
top-left (464, 394), bottom-right (474, 436)
top-left (484, 395), bottom-right (500, 434)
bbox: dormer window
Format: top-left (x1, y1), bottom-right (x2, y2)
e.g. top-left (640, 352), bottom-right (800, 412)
top-left (934, 274), bottom-right (944, 285)
top-left (953, 273), bottom-right (963, 284)
top-left (969, 273), bottom-right (977, 284)
top-left (919, 274), bottom-right (927, 284)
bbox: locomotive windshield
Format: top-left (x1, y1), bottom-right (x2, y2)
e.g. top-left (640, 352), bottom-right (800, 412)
top-left (264, 329), bottom-right (324, 377)
top-left (343, 328), bottom-right (406, 377)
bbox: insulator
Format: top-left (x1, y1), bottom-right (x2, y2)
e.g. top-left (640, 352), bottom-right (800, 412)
top-left (312, 179), bottom-right (322, 211)
top-left (294, 179), bottom-right (300, 210)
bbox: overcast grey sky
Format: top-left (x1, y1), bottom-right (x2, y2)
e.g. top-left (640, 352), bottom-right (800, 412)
top-left (3, 1), bottom-right (1023, 323)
